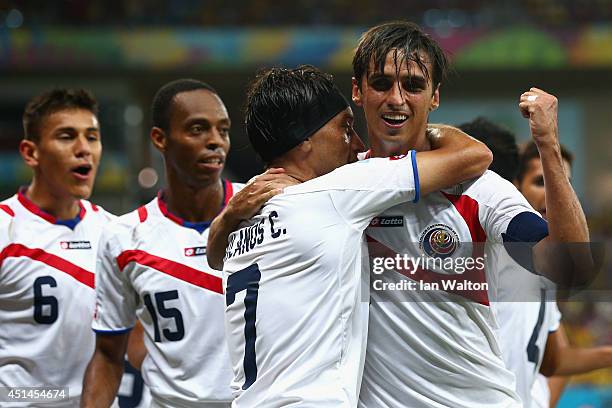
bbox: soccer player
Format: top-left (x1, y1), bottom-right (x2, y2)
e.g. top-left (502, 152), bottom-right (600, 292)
top-left (457, 117), bottom-right (563, 407)
top-left (0, 89), bottom-right (112, 406)
top-left (516, 142), bottom-right (573, 222)
top-left (460, 118), bottom-right (612, 407)
top-left (81, 79), bottom-right (242, 407)
top-left (457, 117), bottom-right (519, 183)
top-left (349, 22), bottom-right (593, 408)
top-left (515, 142), bottom-right (612, 408)
top-left (208, 65), bottom-right (492, 407)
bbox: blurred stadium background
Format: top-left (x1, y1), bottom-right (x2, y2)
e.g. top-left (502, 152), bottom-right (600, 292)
top-left (0, 1), bottom-right (610, 406)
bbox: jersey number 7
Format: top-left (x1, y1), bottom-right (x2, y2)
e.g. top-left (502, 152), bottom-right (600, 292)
top-left (226, 264), bottom-right (261, 390)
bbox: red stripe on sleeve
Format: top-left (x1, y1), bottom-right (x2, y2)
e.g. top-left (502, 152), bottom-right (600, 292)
top-left (442, 193), bottom-right (487, 243)
top-left (137, 206), bottom-right (148, 223)
top-left (0, 243), bottom-right (94, 289)
top-left (443, 193), bottom-right (488, 304)
top-left (116, 249), bottom-right (223, 294)
top-left (0, 204), bottom-right (14, 217)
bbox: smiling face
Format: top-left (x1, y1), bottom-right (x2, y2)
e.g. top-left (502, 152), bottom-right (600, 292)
top-left (21, 108), bottom-right (101, 200)
top-left (352, 49), bottom-right (439, 156)
top-left (153, 89), bottom-right (231, 188)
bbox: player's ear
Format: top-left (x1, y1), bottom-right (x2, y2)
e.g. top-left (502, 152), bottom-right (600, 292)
top-left (150, 127), bottom-right (167, 153)
top-left (429, 84), bottom-right (440, 112)
top-left (19, 139), bottom-right (39, 168)
top-left (351, 77), bottom-right (363, 107)
top-left (297, 138), bottom-right (313, 156)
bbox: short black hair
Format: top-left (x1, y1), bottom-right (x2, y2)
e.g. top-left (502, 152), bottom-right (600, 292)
top-left (245, 65), bottom-right (343, 163)
top-left (457, 117), bottom-right (519, 182)
top-left (151, 79), bottom-right (217, 131)
top-left (23, 88), bottom-right (98, 142)
top-left (353, 21), bottom-right (449, 92)
top-left (517, 141), bottom-right (574, 183)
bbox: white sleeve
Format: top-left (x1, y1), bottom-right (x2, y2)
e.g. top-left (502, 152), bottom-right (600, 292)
top-left (0, 220), bottom-right (10, 286)
top-left (0, 217), bottom-right (9, 247)
top-left (231, 182), bottom-right (246, 194)
top-left (286, 151), bottom-right (418, 230)
top-left (92, 225), bottom-right (137, 333)
top-left (466, 171), bottom-right (547, 243)
top-left (547, 302), bottom-right (562, 332)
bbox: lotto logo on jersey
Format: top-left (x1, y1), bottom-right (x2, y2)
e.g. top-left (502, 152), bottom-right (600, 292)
top-left (370, 216), bottom-right (404, 227)
top-left (184, 246), bottom-right (206, 257)
top-left (60, 241), bottom-right (92, 250)
top-left (389, 154), bottom-right (407, 160)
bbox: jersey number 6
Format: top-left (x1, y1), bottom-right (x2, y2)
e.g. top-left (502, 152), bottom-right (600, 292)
top-left (226, 264), bottom-right (261, 390)
top-left (33, 276), bottom-right (58, 324)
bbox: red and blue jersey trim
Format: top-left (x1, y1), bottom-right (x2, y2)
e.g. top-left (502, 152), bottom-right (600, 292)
top-left (151, 180), bottom-right (235, 234)
top-left (17, 187), bottom-right (86, 230)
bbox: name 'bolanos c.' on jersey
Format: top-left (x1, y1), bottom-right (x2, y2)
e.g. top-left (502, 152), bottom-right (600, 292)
top-left (223, 153), bottom-right (419, 407)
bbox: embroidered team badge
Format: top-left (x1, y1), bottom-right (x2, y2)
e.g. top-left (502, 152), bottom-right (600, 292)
top-left (419, 224), bottom-right (459, 259)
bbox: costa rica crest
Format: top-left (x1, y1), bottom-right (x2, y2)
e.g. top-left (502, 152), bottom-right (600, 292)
top-left (419, 223), bottom-right (459, 259)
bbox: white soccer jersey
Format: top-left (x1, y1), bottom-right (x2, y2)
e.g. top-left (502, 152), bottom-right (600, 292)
top-left (360, 170), bottom-right (548, 408)
top-left (0, 203), bottom-right (13, 224)
top-left (223, 153), bottom-right (419, 407)
top-left (495, 251), bottom-right (561, 407)
top-left (0, 189), bottom-right (113, 407)
top-left (530, 374), bottom-right (550, 408)
top-left (93, 180), bottom-right (242, 407)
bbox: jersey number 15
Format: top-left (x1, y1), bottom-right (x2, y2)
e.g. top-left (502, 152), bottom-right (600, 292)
top-left (143, 290), bottom-right (185, 342)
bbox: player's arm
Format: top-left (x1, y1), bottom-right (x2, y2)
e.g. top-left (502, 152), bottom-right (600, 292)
top-left (83, 225), bottom-right (137, 407)
top-left (547, 375), bottom-right (569, 408)
top-left (540, 323), bottom-right (612, 377)
top-left (415, 124), bottom-right (493, 196)
top-left (207, 169), bottom-right (298, 269)
top-left (519, 89), bottom-right (595, 286)
top-left (127, 320), bottom-right (146, 370)
top-left (81, 333), bottom-right (129, 408)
